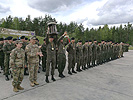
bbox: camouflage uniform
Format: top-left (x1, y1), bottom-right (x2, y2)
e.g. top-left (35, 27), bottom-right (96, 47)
top-left (57, 36), bottom-right (66, 76)
top-left (88, 44), bottom-right (92, 67)
top-left (25, 43), bottom-right (41, 83)
top-left (83, 44), bottom-right (88, 69)
top-left (3, 42), bottom-right (15, 76)
top-left (10, 47), bottom-right (25, 87)
top-left (45, 34), bottom-right (56, 76)
top-left (41, 42), bottom-right (47, 71)
top-left (0, 42), bottom-right (4, 70)
top-left (76, 44), bottom-right (83, 71)
top-left (91, 43), bottom-right (97, 66)
top-left (66, 42), bottom-right (76, 73)
top-left (96, 44), bottom-right (101, 65)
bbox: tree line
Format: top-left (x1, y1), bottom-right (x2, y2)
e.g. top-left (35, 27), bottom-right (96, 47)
top-left (0, 15), bottom-right (132, 45)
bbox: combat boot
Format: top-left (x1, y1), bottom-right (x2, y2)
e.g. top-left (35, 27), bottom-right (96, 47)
top-left (5, 75), bottom-right (9, 81)
top-left (13, 86), bottom-right (19, 92)
top-left (30, 82), bottom-right (35, 87)
top-left (34, 81), bottom-right (39, 85)
top-left (17, 85), bottom-right (24, 90)
top-left (68, 71), bottom-right (72, 75)
top-left (72, 69), bottom-right (77, 73)
top-left (45, 76), bottom-right (49, 83)
top-left (51, 75), bottom-right (56, 81)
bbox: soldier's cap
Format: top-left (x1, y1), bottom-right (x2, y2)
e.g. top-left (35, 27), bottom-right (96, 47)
top-left (20, 36), bottom-right (25, 39)
top-left (71, 37), bottom-right (75, 40)
top-left (49, 36), bottom-right (54, 38)
top-left (0, 38), bottom-right (4, 41)
top-left (4, 38), bottom-right (8, 40)
top-left (89, 40), bottom-right (92, 42)
top-left (25, 37), bottom-right (28, 40)
top-left (78, 40), bottom-right (82, 42)
top-left (36, 38), bottom-right (39, 40)
top-left (85, 40), bottom-right (88, 42)
top-left (43, 38), bottom-right (46, 41)
top-left (15, 40), bottom-right (23, 44)
top-left (94, 39), bottom-right (97, 41)
top-left (30, 36), bottom-right (36, 40)
top-left (13, 38), bottom-right (17, 41)
top-left (7, 36), bottom-right (13, 40)
top-left (101, 40), bottom-right (104, 41)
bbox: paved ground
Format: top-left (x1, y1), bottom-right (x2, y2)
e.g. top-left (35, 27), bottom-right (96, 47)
top-left (0, 50), bottom-right (133, 100)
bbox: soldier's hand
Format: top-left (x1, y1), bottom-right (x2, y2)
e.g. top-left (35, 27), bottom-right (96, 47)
top-left (63, 31), bottom-right (67, 36)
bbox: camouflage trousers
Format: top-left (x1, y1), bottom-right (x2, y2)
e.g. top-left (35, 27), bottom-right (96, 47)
top-left (4, 54), bottom-right (10, 75)
top-left (42, 54), bottom-right (47, 70)
top-left (12, 67), bottom-right (24, 87)
top-left (83, 56), bottom-right (88, 66)
top-left (0, 54), bottom-right (4, 69)
top-left (57, 54), bottom-right (66, 74)
top-left (88, 54), bottom-right (91, 66)
top-left (77, 56), bottom-right (83, 70)
top-left (68, 54), bottom-right (76, 71)
top-left (28, 63), bottom-right (39, 82)
top-left (46, 55), bottom-right (56, 76)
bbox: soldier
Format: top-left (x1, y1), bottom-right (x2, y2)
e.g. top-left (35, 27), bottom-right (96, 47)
top-left (25, 36), bottom-right (43, 87)
top-left (3, 36), bottom-right (14, 81)
top-left (57, 32), bottom-right (67, 78)
top-left (91, 39), bottom-right (97, 67)
top-left (76, 40), bottom-right (83, 71)
top-left (10, 40), bottom-right (25, 92)
top-left (0, 38), bottom-right (4, 72)
top-left (83, 40), bottom-right (89, 69)
top-left (88, 40), bottom-right (92, 67)
top-left (21, 36), bottom-right (29, 75)
top-left (66, 37), bottom-right (77, 75)
top-left (45, 33), bottom-right (56, 83)
top-left (41, 38), bottom-right (47, 72)
top-left (119, 42), bottom-right (124, 57)
top-left (96, 42), bottom-right (101, 65)
top-left (13, 38), bottom-right (17, 44)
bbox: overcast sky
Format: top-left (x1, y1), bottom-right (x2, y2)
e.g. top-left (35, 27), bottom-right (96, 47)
top-left (0, 0), bottom-right (133, 29)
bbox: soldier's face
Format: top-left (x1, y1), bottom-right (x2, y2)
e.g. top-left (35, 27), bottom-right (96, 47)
top-left (17, 43), bottom-right (22, 48)
top-left (79, 42), bottom-right (82, 45)
top-left (60, 40), bottom-right (63, 43)
top-left (8, 40), bottom-right (12, 43)
top-left (49, 38), bottom-right (54, 42)
top-left (71, 40), bottom-right (75, 43)
top-left (31, 39), bottom-right (36, 44)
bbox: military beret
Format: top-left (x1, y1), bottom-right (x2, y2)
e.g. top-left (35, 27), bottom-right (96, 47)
top-left (49, 36), bottom-right (54, 38)
top-left (15, 40), bottom-right (23, 44)
top-left (101, 40), bottom-right (104, 41)
top-left (94, 39), bottom-right (97, 41)
top-left (0, 38), bottom-right (4, 41)
top-left (7, 36), bottom-right (13, 40)
top-left (89, 40), bottom-right (92, 42)
top-left (43, 38), bottom-right (46, 41)
top-left (71, 37), bottom-right (75, 40)
top-left (13, 38), bottom-right (17, 41)
top-left (20, 36), bottom-right (25, 39)
top-left (25, 37), bottom-right (28, 40)
top-left (78, 40), bottom-right (82, 42)
top-left (4, 38), bottom-right (8, 40)
top-left (85, 40), bottom-right (88, 42)
top-left (30, 36), bottom-right (36, 40)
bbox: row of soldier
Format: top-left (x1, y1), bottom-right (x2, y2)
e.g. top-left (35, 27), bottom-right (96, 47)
top-left (0, 32), bottom-right (129, 92)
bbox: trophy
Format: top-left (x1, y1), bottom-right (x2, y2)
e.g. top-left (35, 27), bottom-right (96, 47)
top-left (47, 22), bottom-right (58, 35)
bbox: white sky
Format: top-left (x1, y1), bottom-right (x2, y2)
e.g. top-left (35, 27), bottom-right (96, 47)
top-left (0, 0), bottom-right (133, 29)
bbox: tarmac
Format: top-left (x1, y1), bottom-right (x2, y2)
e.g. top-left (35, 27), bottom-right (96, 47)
top-left (0, 50), bottom-right (133, 100)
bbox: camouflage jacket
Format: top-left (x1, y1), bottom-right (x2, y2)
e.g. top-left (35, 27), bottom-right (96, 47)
top-left (76, 44), bottom-right (83, 58)
top-left (3, 42), bottom-right (15, 55)
top-left (83, 44), bottom-right (88, 57)
top-left (25, 43), bottom-right (41, 64)
top-left (41, 43), bottom-right (47, 55)
top-left (57, 35), bottom-right (65, 54)
top-left (10, 48), bottom-right (25, 68)
top-left (66, 42), bottom-right (76, 56)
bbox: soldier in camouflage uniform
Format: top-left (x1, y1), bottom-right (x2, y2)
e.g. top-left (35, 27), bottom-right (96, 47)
top-left (91, 39), bottom-right (97, 66)
top-left (41, 38), bottom-right (47, 72)
top-left (45, 33), bottom-right (56, 83)
top-left (88, 40), bottom-right (92, 67)
top-left (0, 38), bottom-right (4, 72)
top-left (57, 32), bottom-right (67, 78)
top-left (10, 40), bottom-right (25, 92)
top-left (25, 36), bottom-right (43, 87)
top-left (3, 36), bottom-right (15, 81)
top-left (66, 37), bottom-right (77, 75)
top-left (76, 40), bottom-right (83, 71)
top-left (96, 42), bottom-right (101, 65)
top-left (119, 42), bottom-right (124, 57)
top-left (21, 36), bottom-right (29, 75)
top-left (83, 41), bottom-right (89, 69)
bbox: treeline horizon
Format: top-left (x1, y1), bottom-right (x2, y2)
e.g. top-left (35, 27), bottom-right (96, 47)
top-left (0, 15), bottom-right (132, 45)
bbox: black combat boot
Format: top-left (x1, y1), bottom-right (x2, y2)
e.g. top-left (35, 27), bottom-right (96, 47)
top-left (5, 75), bottom-right (9, 81)
top-left (68, 70), bottom-right (72, 75)
top-left (51, 75), bottom-right (56, 81)
top-left (72, 69), bottom-right (77, 73)
top-left (45, 76), bottom-right (49, 83)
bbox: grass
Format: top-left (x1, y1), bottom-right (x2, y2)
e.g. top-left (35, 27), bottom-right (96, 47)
top-left (0, 33), bottom-right (44, 44)
top-left (129, 46), bottom-right (133, 50)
